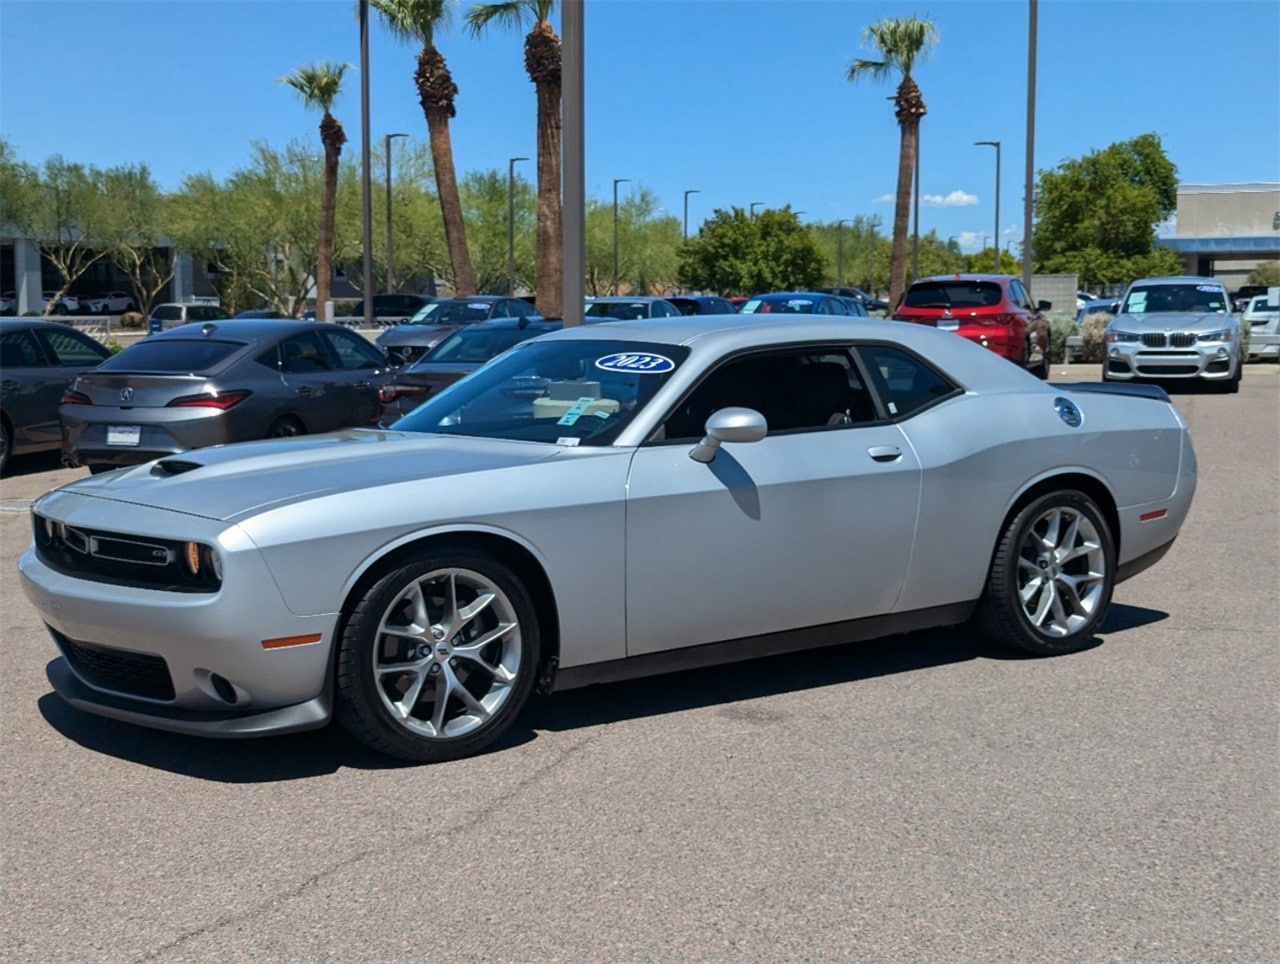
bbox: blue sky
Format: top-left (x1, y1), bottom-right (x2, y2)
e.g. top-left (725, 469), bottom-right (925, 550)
top-left (1, 0), bottom-right (1277, 253)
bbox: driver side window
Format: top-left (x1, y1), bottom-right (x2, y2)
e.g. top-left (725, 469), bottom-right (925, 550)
top-left (659, 348), bottom-right (879, 441)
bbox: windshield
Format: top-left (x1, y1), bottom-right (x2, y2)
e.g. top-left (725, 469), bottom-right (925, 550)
top-left (584, 301), bottom-right (652, 321)
top-left (1122, 283), bottom-right (1229, 314)
top-left (902, 281), bottom-right (1003, 309)
top-left (740, 296), bottom-right (817, 314)
top-left (393, 338), bottom-right (689, 445)
top-left (419, 325), bottom-right (549, 365)
top-left (408, 301), bottom-right (493, 325)
top-left (98, 339), bottom-right (244, 374)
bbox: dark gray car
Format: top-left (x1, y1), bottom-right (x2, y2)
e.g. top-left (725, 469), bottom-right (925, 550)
top-left (61, 319), bottom-right (394, 472)
top-left (1, 319), bottom-right (113, 474)
top-left (376, 297), bottom-right (544, 366)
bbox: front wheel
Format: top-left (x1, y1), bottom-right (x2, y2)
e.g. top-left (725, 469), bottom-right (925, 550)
top-left (978, 491), bottom-right (1115, 656)
top-left (336, 548), bottom-right (540, 762)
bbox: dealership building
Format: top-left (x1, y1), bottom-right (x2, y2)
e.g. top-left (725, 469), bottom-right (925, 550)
top-left (1157, 182), bottom-right (1280, 288)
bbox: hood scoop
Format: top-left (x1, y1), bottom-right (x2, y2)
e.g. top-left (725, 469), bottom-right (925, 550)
top-left (153, 458), bottom-right (204, 476)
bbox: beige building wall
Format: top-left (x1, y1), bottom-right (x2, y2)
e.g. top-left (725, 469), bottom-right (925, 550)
top-left (1176, 183), bottom-right (1280, 237)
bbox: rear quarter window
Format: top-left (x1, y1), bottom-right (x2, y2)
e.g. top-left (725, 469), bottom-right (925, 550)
top-left (857, 344), bottom-right (959, 419)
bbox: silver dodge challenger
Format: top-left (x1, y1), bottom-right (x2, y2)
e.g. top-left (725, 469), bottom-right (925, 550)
top-left (19, 316), bottom-right (1197, 762)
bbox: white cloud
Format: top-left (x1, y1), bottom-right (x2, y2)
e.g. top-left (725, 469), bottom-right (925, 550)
top-left (872, 193), bottom-right (894, 204)
top-left (922, 190), bottom-right (979, 208)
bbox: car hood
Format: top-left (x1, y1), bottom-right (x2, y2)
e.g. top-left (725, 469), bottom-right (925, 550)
top-left (1112, 311), bottom-right (1233, 331)
top-left (43, 429), bottom-right (563, 523)
top-left (377, 323), bottom-right (457, 346)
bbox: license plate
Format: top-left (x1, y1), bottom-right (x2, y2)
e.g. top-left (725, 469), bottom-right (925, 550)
top-left (937, 317), bottom-right (959, 331)
top-left (106, 425), bottom-right (141, 446)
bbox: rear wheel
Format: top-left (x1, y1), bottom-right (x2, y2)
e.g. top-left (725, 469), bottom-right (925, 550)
top-left (979, 490), bottom-right (1115, 656)
top-left (1218, 361), bottom-right (1241, 394)
top-left (0, 422), bottom-right (11, 475)
top-left (336, 548), bottom-right (540, 762)
top-left (265, 416), bottom-right (305, 438)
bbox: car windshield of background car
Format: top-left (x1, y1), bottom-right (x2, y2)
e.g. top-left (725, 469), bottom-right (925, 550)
top-left (422, 327), bottom-right (541, 365)
top-left (97, 339), bottom-right (245, 374)
top-left (393, 339), bottom-right (690, 445)
top-left (584, 302), bottom-right (650, 320)
top-left (1123, 284), bottom-right (1229, 315)
top-left (903, 282), bottom-right (1002, 309)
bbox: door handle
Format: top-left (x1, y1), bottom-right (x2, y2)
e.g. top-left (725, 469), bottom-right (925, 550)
top-left (0, 380), bottom-right (18, 391)
top-left (868, 445), bottom-right (902, 463)
top-left (353, 381), bottom-right (370, 389)
top-left (295, 386), bottom-right (314, 397)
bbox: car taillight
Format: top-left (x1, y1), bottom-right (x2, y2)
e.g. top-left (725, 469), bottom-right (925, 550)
top-left (166, 390), bottom-right (252, 410)
top-left (378, 384), bottom-right (431, 404)
top-left (60, 390), bottom-right (92, 405)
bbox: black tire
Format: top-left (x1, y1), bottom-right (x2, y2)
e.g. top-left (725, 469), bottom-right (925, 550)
top-left (978, 490), bottom-right (1115, 656)
top-left (0, 421), bottom-right (10, 476)
top-left (1218, 362), bottom-right (1241, 394)
top-left (336, 548), bottom-right (540, 762)
top-left (265, 416), bottom-right (305, 438)
top-left (1031, 340), bottom-right (1050, 380)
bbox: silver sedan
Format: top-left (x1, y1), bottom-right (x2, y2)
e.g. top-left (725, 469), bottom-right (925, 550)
top-left (20, 316), bottom-right (1197, 762)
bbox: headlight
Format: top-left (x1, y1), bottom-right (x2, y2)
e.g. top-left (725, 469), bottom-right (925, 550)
top-left (1197, 329), bottom-right (1233, 343)
top-left (1104, 329), bottom-right (1140, 344)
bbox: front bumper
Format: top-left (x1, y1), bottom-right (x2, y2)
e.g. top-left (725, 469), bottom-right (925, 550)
top-left (18, 501), bottom-right (338, 737)
top-left (1104, 342), bottom-right (1239, 380)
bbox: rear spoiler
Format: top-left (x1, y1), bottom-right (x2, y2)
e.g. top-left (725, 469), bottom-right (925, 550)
top-left (1049, 382), bottom-right (1170, 402)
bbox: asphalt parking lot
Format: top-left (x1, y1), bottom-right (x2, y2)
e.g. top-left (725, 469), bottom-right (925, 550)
top-left (1, 365), bottom-right (1275, 961)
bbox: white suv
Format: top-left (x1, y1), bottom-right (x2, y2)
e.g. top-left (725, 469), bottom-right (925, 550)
top-left (147, 302), bottom-right (229, 334)
top-left (1243, 294), bottom-right (1279, 361)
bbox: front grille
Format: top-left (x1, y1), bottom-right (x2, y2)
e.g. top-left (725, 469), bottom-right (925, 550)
top-left (32, 514), bottom-right (220, 593)
top-left (1141, 332), bottom-right (1166, 348)
top-left (54, 630), bottom-right (175, 701)
top-left (1137, 364), bottom-right (1199, 375)
top-left (1170, 333), bottom-right (1196, 348)
top-left (1141, 332), bottom-right (1199, 349)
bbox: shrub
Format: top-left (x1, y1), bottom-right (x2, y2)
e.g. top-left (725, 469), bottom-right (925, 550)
top-left (1240, 319), bottom-right (1251, 360)
top-left (1047, 316), bottom-right (1078, 364)
top-left (119, 311), bottom-right (145, 329)
top-left (1079, 312), bottom-right (1113, 364)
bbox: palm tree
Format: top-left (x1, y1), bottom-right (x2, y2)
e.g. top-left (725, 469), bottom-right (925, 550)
top-left (282, 61), bottom-right (349, 319)
top-left (846, 16), bottom-right (938, 308)
top-left (465, 1), bottom-right (561, 317)
top-left (371, 0), bottom-right (476, 296)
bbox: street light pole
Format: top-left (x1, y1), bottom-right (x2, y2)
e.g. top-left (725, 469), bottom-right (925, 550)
top-left (750, 201), bottom-right (763, 217)
top-left (612, 177), bottom-right (630, 295)
top-left (836, 219), bottom-right (851, 285)
top-left (683, 189), bottom-right (700, 240)
top-left (384, 132), bottom-right (408, 294)
top-left (359, 0), bottom-right (372, 327)
top-left (1023, 0), bottom-right (1038, 289)
top-left (507, 156), bottom-right (529, 295)
top-left (975, 140), bottom-right (1001, 273)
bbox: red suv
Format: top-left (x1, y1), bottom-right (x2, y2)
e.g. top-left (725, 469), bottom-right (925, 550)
top-left (893, 274), bottom-right (1051, 378)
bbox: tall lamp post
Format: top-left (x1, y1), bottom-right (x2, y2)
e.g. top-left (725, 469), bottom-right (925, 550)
top-left (682, 189), bottom-right (700, 240)
top-left (359, 0), bottom-right (373, 327)
top-left (976, 140), bottom-right (1001, 273)
top-left (749, 201), bottom-right (763, 217)
top-left (507, 156), bottom-right (529, 295)
top-left (836, 219), bottom-right (851, 286)
top-left (612, 177), bottom-right (630, 295)
top-left (384, 132), bottom-right (408, 294)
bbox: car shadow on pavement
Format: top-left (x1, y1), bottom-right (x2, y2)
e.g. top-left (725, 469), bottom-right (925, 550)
top-left (36, 604), bottom-right (1166, 780)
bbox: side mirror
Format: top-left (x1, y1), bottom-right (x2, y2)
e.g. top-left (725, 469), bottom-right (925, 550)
top-left (689, 407), bottom-right (767, 463)
top-left (1037, 300), bottom-right (1052, 312)
top-left (1109, 301), bottom-right (1121, 314)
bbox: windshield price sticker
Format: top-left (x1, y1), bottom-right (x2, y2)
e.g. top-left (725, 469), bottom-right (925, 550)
top-left (557, 397), bottom-right (598, 426)
top-left (595, 352), bottom-right (676, 374)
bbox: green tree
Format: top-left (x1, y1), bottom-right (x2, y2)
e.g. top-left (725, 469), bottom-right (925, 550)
top-left (846, 16), bottom-right (938, 309)
top-left (1033, 133), bottom-right (1182, 287)
top-left (28, 157), bottom-right (118, 316)
top-left (281, 61), bottom-right (350, 319)
top-left (371, 0), bottom-right (477, 296)
top-left (0, 139), bottom-right (42, 238)
top-left (169, 144), bottom-right (325, 315)
top-left (1247, 261), bottom-right (1280, 286)
top-left (465, 1), bottom-right (562, 316)
top-left (99, 164), bottom-right (174, 317)
top-left (458, 167), bottom-right (536, 294)
top-left (678, 207), bottom-right (826, 295)
top-left (813, 216), bottom-right (884, 291)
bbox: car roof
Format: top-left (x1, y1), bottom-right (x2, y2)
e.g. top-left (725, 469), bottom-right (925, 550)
top-left (144, 319), bottom-right (349, 342)
top-left (587, 296), bottom-right (671, 303)
top-left (451, 317), bottom-right (562, 331)
top-left (432, 296), bottom-right (508, 304)
top-left (0, 318), bottom-right (86, 333)
top-left (753, 291), bottom-right (835, 298)
top-left (1127, 275), bottom-right (1225, 287)
top-left (913, 274), bottom-right (1011, 283)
